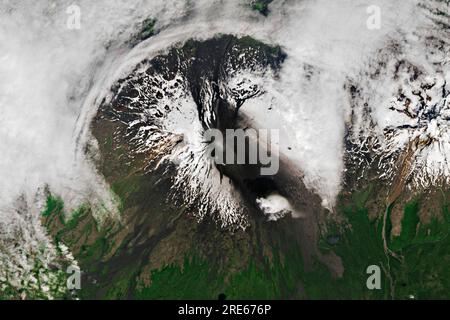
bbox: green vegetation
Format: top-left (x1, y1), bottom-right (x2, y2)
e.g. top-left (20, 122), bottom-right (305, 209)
top-left (316, 188), bottom-right (389, 299)
top-left (111, 175), bottom-right (143, 212)
top-left (353, 183), bottom-right (373, 210)
top-left (38, 183), bottom-right (450, 300)
top-left (65, 204), bottom-right (89, 231)
top-left (130, 188), bottom-right (450, 300)
top-left (0, 197), bottom-right (78, 299)
top-left (0, 259), bottom-right (70, 300)
top-left (390, 200), bottom-right (420, 251)
top-left (140, 18), bottom-right (156, 40)
top-left (251, 0), bottom-right (273, 16)
top-left (42, 195), bottom-right (89, 232)
top-left (391, 199), bottom-right (450, 299)
top-left (42, 195), bottom-right (64, 218)
top-left (135, 255), bottom-right (221, 299)
top-left (135, 250), bottom-right (304, 300)
top-left (393, 234), bottom-right (450, 299)
top-left (389, 197), bottom-right (450, 252)
top-left (415, 207), bottom-right (450, 243)
top-left (314, 187), bottom-right (450, 299)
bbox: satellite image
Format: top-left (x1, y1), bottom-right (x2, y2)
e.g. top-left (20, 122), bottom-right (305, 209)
top-left (0, 0), bottom-right (449, 302)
